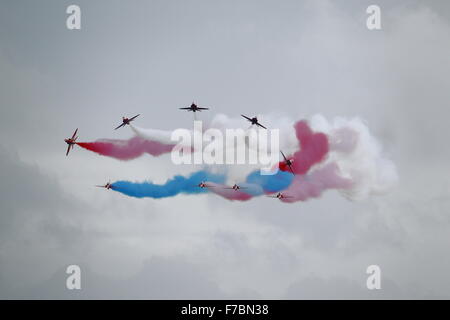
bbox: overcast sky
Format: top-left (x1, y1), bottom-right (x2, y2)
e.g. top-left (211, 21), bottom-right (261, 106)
top-left (0, 0), bottom-right (449, 299)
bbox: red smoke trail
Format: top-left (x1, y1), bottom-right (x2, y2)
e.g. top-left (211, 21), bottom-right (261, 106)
top-left (279, 120), bottom-right (329, 174)
top-left (76, 136), bottom-right (175, 160)
top-left (207, 120), bottom-right (333, 201)
top-left (274, 120), bottom-right (353, 202)
top-left (280, 163), bottom-right (353, 203)
top-left (207, 182), bottom-right (254, 201)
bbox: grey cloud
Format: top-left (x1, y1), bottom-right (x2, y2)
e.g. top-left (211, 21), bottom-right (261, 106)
top-left (8, 256), bottom-right (227, 299)
top-left (1, 0), bottom-right (450, 299)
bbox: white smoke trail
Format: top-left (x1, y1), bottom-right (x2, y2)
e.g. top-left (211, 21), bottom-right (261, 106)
top-left (308, 115), bottom-right (399, 201)
top-left (130, 113), bottom-right (398, 201)
top-left (129, 125), bottom-right (176, 145)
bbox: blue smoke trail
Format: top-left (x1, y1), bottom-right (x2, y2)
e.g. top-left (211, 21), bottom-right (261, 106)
top-left (112, 170), bottom-right (226, 199)
top-left (244, 170), bottom-right (294, 196)
top-left (112, 169), bottom-right (294, 199)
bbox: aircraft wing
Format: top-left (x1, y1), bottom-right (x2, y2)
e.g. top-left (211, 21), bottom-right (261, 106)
top-left (179, 107), bottom-right (192, 110)
top-left (71, 128), bottom-right (78, 139)
top-left (280, 151), bottom-right (288, 162)
top-left (66, 145), bottom-right (71, 156)
top-left (198, 107), bottom-right (209, 110)
top-left (129, 114), bottom-right (140, 121)
top-left (241, 114), bottom-right (252, 122)
top-left (287, 164), bottom-right (294, 174)
top-left (256, 122), bottom-right (267, 129)
top-left (114, 123), bottom-right (125, 130)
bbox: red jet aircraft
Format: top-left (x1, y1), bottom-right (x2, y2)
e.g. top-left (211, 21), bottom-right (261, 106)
top-left (267, 192), bottom-right (293, 199)
top-left (179, 102), bottom-right (209, 113)
top-left (195, 181), bottom-right (214, 188)
top-left (96, 181), bottom-right (113, 190)
top-left (114, 114), bottom-right (140, 130)
top-left (64, 128), bottom-right (78, 156)
top-left (241, 114), bottom-right (267, 129)
top-left (280, 150), bottom-right (295, 174)
top-left (224, 184), bottom-right (247, 191)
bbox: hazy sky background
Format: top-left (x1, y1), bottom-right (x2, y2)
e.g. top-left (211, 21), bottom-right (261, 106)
top-left (0, 0), bottom-right (449, 299)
